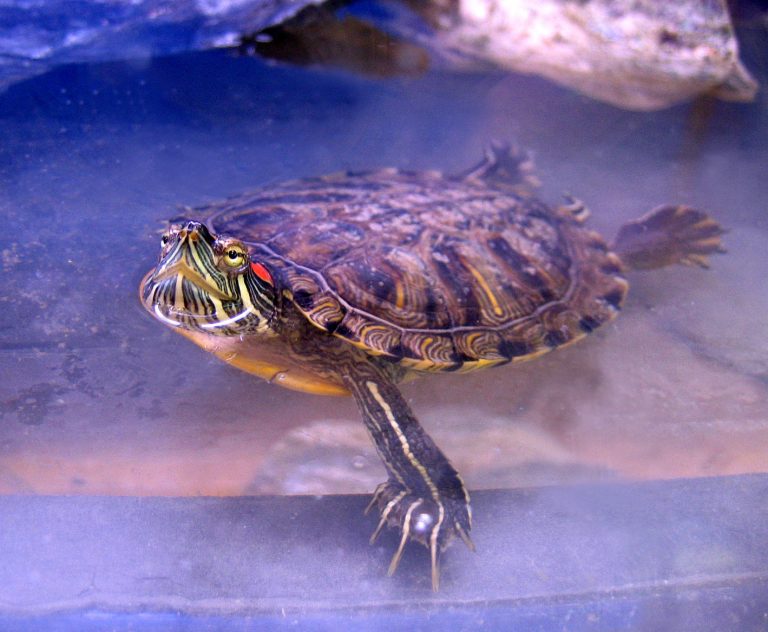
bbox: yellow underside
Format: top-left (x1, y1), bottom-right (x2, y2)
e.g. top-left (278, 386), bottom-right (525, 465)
top-left (178, 329), bottom-right (351, 396)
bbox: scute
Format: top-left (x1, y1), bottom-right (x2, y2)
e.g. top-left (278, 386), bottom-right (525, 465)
top-left (204, 169), bottom-right (628, 370)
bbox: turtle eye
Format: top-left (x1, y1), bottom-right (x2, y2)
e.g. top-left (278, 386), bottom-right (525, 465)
top-left (159, 232), bottom-right (175, 258)
top-left (222, 244), bottom-right (247, 268)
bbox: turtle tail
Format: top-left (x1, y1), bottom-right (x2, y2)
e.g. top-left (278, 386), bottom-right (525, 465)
top-left (457, 142), bottom-right (540, 194)
top-left (612, 205), bottom-right (726, 271)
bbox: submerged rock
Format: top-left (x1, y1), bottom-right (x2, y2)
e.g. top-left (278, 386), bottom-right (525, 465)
top-left (1, 0), bottom-right (757, 110)
top-left (0, 0), bottom-right (324, 91)
top-left (420, 0), bottom-right (757, 110)
top-left (249, 0), bottom-right (757, 110)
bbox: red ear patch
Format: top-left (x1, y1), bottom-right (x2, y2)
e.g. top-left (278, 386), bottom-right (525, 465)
top-left (250, 261), bottom-right (273, 285)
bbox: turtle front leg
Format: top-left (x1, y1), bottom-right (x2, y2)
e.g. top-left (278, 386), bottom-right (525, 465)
top-left (341, 363), bottom-right (474, 591)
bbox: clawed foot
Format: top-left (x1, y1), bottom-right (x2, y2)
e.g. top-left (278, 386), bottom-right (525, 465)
top-left (365, 481), bottom-right (474, 590)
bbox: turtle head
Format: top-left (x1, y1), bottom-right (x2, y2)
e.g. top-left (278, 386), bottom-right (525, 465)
top-left (140, 221), bottom-right (276, 336)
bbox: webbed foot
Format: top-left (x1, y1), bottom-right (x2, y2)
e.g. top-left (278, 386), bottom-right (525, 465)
top-left (456, 142), bottom-right (540, 194)
top-left (366, 481), bottom-right (474, 591)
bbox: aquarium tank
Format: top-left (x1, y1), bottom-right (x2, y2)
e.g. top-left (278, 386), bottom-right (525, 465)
top-left (0, 0), bottom-right (766, 629)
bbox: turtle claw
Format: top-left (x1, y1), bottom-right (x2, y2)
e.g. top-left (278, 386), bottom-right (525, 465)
top-left (366, 481), bottom-right (473, 591)
top-left (369, 488), bottom-right (406, 545)
top-left (455, 521), bottom-right (476, 552)
top-left (364, 481), bottom-right (395, 517)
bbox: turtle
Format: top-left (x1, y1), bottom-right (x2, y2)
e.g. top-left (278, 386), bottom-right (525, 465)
top-left (139, 145), bottom-right (724, 590)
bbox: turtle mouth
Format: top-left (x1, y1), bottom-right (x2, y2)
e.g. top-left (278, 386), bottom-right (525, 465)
top-left (141, 270), bottom-right (253, 330)
top-left (152, 259), bottom-right (233, 302)
top-left (140, 256), bottom-right (242, 329)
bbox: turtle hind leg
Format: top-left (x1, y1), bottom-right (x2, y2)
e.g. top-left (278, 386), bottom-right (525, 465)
top-left (457, 142), bottom-right (540, 194)
top-left (612, 205), bottom-right (726, 271)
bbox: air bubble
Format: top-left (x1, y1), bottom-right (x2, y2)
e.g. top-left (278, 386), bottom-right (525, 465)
top-left (413, 511), bottom-right (434, 534)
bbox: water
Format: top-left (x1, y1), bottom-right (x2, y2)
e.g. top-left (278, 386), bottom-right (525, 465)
top-left (0, 8), bottom-right (767, 620)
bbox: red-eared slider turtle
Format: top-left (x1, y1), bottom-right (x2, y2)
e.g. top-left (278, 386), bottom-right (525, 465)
top-left (140, 145), bottom-right (724, 590)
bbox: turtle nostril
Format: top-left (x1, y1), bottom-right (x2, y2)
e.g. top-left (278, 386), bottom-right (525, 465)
top-left (183, 221), bottom-right (209, 243)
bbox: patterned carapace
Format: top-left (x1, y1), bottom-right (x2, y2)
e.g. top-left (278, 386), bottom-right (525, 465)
top-left (205, 167), bottom-right (627, 372)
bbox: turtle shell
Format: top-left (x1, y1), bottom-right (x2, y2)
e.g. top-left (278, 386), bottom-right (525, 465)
top-left (205, 169), bottom-right (628, 372)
